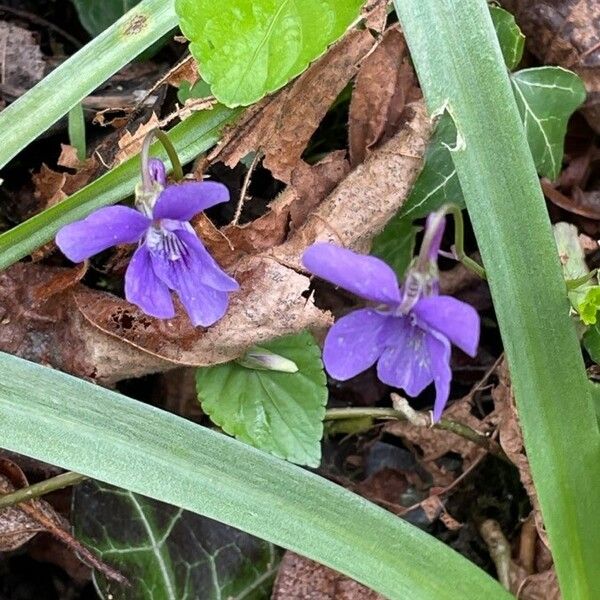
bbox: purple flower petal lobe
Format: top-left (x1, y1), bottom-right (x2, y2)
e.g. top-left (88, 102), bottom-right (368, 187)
top-left (426, 332), bottom-right (452, 422)
top-left (153, 181), bottom-right (230, 221)
top-left (125, 244), bottom-right (175, 318)
top-left (413, 295), bottom-right (480, 356)
top-left (175, 230), bottom-right (239, 292)
top-left (148, 158), bottom-right (167, 187)
top-left (56, 206), bottom-right (150, 263)
top-left (302, 243), bottom-right (402, 306)
top-left (376, 318), bottom-right (433, 396)
top-left (323, 308), bottom-right (392, 380)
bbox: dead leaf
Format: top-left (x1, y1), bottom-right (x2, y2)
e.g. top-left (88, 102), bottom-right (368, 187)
top-left (210, 28), bottom-right (377, 183)
top-left (272, 100), bottom-right (430, 267)
top-left (272, 552), bottom-right (385, 600)
top-left (289, 151), bottom-right (351, 229)
top-left (0, 21), bottom-right (45, 95)
top-left (492, 361), bottom-right (548, 546)
top-left (501, 0), bottom-right (600, 132)
top-left (114, 112), bottom-right (160, 165)
top-left (349, 28), bottom-right (417, 166)
top-left (165, 55), bottom-right (198, 88)
top-left (75, 255), bottom-right (331, 366)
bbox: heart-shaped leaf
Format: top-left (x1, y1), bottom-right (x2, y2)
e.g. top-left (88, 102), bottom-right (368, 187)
top-left (489, 6), bottom-right (524, 71)
top-left (175, 0), bottom-right (365, 106)
top-left (196, 331), bottom-right (327, 467)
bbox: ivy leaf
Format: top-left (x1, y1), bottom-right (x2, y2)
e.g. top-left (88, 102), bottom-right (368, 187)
top-left (72, 480), bottom-right (279, 600)
top-left (489, 6), bottom-right (524, 71)
top-left (175, 0), bottom-right (365, 107)
top-left (196, 331), bottom-right (327, 467)
top-left (72, 0), bottom-right (141, 36)
top-left (511, 67), bottom-right (587, 180)
top-left (371, 216), bottom-right (418, 280)
top-left (398, 112), bottom-right (464, 220)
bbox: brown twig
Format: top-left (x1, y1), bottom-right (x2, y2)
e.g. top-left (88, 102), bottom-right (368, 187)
top-left (232, 150), bottom-right (262, 225)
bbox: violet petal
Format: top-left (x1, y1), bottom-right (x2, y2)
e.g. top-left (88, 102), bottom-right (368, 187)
top-left (149, 234), bottom-right (230, 326)
top-left (302, 243), bottom-right (402, 306)
top-left (425, 212), bottom-right (446, 260)
top-left (153, 181), bottom-right (230, 221)
top-left (426, 331), bottom-right (452, 422)
top-left (376, 318), bottom-right (433, 396)
top-left (56, 206), bottom-right (149, 263)
top-left (175, 229), bottom-right (239, 292)
top-left (148, 158), bottom-right (167, 187)
top-left (125, 244), bottom-right (175, 319)
top-left (413, 295), bottom-right (480, 356)
top-left (322, 308), bottom-right (392, 380)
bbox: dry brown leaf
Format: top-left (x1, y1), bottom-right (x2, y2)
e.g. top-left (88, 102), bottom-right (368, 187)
top-left (165, 55), bottom-right (198, 88)
top-left (272, 552), bottom-right (385, 600)
top-left (272, 100), bottom-right (430, 267)
top-left (289, 151), bottom-right (350, 229)
top-left (349, 28), bottom-right (417, 166)
top-left (0, 21), bottom-right (44, 94)
top-left (114, 112), bottom-right (160, 164)
top-left (0, 263), bottom-right (169, 383)
top-left (75, 255), bottom-right (331, 367)
top-left (210, 28), bottom-right (377, 183)
top-left (501, 0), bottom-right (600, 132)
top-left (492, 362), bottom-right (548, 546)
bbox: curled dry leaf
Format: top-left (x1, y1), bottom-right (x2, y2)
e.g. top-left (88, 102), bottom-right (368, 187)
top-left (501, 0), bottom-right (600, 132)
top-left (114, 112), bottom-right (160, 165)
top-left (492, 361), bottom-right (548, 547)
top-left (272, 551), bottom-right (385, 600)
top-left (349, 28), bottom-right (418, 166)
top-left (210, 28), bottom-right (377, 183)
top-left (273, 100), bottom-right (430, 267)
top-left (0, 459), bottom-right (126, 584)
top-left (75, 255), bottom-right (331, 367)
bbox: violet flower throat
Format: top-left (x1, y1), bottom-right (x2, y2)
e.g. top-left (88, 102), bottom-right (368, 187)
top-left (56, 157), bottom-right (239, 327)
top-left (302, 211), bottom-right (480, 422)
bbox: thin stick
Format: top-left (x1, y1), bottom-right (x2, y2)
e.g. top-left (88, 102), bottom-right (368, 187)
top-left (0, 471), bottom-right (87, 510)
top-left (232, 151), bottom-right (262, 225)
top-left (324, 407), bottom-right (509, 462)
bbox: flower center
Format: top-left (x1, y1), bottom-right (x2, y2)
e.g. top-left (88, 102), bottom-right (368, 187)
top-left (145, 223), bottom-right (188, 261)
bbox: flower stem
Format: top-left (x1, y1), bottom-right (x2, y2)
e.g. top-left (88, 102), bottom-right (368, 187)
top-left (444, 203), bottom-right (487, 279)
top-left (0, 471), bottom-right (88, 509)
top-left (140, 128), bottom-right (184, 191)
top-left (324, 407), bottom-right (509, 462)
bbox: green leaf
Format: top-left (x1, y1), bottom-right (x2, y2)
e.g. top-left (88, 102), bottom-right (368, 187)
top-left (177, 79), bottom-right (212, 104)
top-left (0, 104), bottom-right (240, 271)
top-left (489, 6), bottom-right (524, 70)
top-left (175, 0), bottom-right (365, 107)
top-left (399, 112), bottom-right (464, 220)
top-left (584, 322), bottom-right (600, 364)
top-left (0, 351), bottom-right (511, 600)
top-left (393, 1), bottom-right (600, 598)
top-left (196, 332), bottom-right (327, 467)
top-left (370, 216), bottom-right (418, 280)
top-left (511, 67), bottom-right (587, 180)
top-left (72, 0), bottom-right (141, 36)
top-left (0, 0), bottom-right (177, 171)
top-left (576, 288), bottom-right (600, 325)
top-left (73, 480), bottom-right (279, 600)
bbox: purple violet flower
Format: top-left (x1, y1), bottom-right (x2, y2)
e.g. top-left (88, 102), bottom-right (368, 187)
top-left (301, 212), bottom-right (480, 421)
top-left (56, 158), bottom-right (239, 327)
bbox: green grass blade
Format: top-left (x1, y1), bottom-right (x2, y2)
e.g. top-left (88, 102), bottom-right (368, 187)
top-left (0, 0), bottom-right (177, 170)
top-left (68, 103), bottom-right (87, 161)
top-left (393, 1), bottom-right (600, 598)
top-left (0, 352), bottom-right (510, 600)
top-left (0, 104), bottom-right (239, 271)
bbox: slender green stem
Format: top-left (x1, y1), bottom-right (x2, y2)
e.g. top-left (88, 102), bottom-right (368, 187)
top-left (0, 472), bottom-right (88, 509)
top-left (67, 103), bottom-right (86, 161)
top-left (394, 1), bottom-right (600, 597)
top-left (141, 129), bottom-right (185, 189)
top-left (324, 407), bottom-right (508, 461)
top-left (566, 270), bottom-right (598, 290)
top-left (442, 203), bottom-right (486, 279)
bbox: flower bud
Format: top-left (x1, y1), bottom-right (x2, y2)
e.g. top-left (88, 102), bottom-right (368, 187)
top-left (237, 347), bottom-right (299, 373)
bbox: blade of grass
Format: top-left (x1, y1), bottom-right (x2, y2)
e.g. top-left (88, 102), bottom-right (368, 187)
top-left (0, 0), bottom-right (177, 170)
top-left (68, 103), bottom-right (87, 161)
top-left (393, 1), bottom-right (600, 598)
top-left (0, 351), bottom-right (510, 600)
top-left (0, 104), bottom-right (239, 270)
